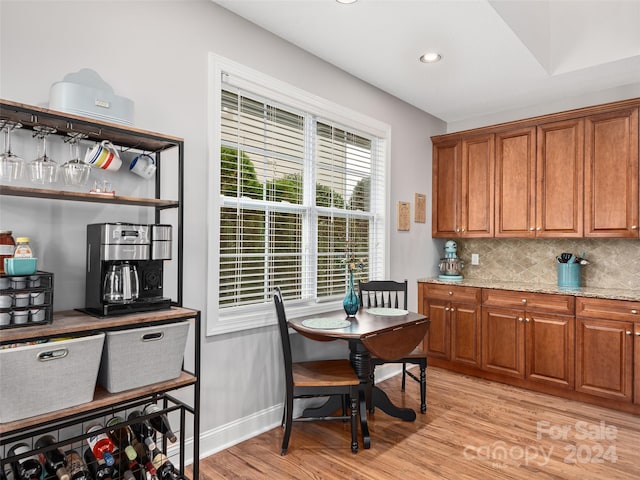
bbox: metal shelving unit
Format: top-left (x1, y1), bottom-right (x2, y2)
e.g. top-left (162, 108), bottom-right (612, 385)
top-left (0, 99), bottom-right (198, 479)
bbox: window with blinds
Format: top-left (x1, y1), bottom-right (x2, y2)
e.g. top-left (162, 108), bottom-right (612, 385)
top-left (210, 55), bottom-right (388, 331)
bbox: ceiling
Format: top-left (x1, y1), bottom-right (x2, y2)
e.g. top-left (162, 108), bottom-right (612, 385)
top-left (213, 0), bottom-right (640, 124)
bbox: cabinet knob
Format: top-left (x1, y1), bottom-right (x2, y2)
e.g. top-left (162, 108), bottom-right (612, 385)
top-left (456, 228), bottom-right (460, 232)
top-left (525, 317), bottom-right (530, 322)
top-left (461, 228), bottom-right (465, 232)
top-left (536, 227), bottom-right (541, 231)
top-left (631, 309), bottom-right (638, 314)
top-left (450, 308), bottom-right (455, 312)
top-left (518, 317), bottom-right (524, 322)
top-left (626, 331), bottom-right (632, 335)
top-left (444, 307), bottom-right (450, 311)
top-left (448, 291), bottom-right (453, 296)
top-left (529, 227), bottom-right (535, 231)
top-left (635, 332), bottom-right (640, 337)
top-left (521, 299), bottom-right (527, 304)
top-left (631, 225), bottom-right (637, 230)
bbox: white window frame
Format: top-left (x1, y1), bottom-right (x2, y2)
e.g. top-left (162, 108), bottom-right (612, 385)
top-left (206, 53), bottom-right (391, 336)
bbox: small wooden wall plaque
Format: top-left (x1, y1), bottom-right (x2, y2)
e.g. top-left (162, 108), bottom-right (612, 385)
top-left (415, 193), bottom-right (426, 223)
top-left (398, 201), bottom-right (410, 231)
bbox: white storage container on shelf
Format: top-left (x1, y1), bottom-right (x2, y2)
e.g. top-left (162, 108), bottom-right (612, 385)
top-left (0, 333), bottom-right (105, 423)
top-left (97, 320), bottom-right (190, 393)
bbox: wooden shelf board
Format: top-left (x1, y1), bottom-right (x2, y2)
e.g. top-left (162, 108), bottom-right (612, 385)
top-left (0, 307), bottom-right (199, 344)
top-left (0, 185), bottom-right (178, 208)
top-left (0, 99), bottom-right (183, 152)
top-left (0, 372), bottom-right (196, 435)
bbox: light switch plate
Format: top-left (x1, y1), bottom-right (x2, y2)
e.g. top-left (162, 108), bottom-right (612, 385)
top-left (471, 253), bottom-right (479, 265)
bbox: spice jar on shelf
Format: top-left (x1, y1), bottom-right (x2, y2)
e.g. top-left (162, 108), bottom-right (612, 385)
top-left (0, 230), bottom-right (15, 274)
top-left (13, 237), bottom-right (33, 258)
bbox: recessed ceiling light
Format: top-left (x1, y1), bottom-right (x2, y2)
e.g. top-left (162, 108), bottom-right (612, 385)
top-left (337, 0), bottom-right (358, 4)
top-left (420, 52), bottom-right (442, 63)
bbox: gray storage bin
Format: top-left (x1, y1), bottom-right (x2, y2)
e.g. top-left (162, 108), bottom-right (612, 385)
top-left (0, 333), bottom-right (105, 423)
top-left (98, 321), bottom-right (189, 393)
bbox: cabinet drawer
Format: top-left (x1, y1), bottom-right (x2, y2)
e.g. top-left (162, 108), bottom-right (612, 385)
top-left (482, 289), bottom-right (574, 314)
top-left (423, 284), bottom-right (481, 304)
top-left (576, 297), bottom-right (640, 321)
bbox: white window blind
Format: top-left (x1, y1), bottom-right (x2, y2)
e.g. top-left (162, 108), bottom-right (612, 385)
top-left (208, 54), bottom-right (388, 334)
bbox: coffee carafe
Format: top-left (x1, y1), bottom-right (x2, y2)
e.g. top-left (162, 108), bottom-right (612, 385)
top-left (103, 262), bottom-right (139, 303)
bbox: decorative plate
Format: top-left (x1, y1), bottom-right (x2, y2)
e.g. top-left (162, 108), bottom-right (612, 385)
top-left (301, 318), bottom-right (351, 329)
top-left (366, 308), bottom-right (409, 316)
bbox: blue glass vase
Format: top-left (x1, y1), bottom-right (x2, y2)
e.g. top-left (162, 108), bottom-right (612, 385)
top-left (343, 271), bottom-right (359, 317)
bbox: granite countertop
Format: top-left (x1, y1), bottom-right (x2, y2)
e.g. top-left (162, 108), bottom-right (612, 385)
top-left (417, 277), bottom-right (640, 302)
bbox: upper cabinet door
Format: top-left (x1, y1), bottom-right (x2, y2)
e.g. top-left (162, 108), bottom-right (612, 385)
top-left (495, 127), bottom-right (536, 237)
top-left (432, 140), bottom-right (460, 237)
top-left (584, 108), bottom-right (639, 238)
top-left (460, 134), bottom-right (494, 237)
top-left (536, 119), bottom-right (584, 237)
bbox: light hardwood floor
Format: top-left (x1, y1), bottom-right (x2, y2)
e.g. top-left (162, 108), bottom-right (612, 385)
top-left (193, 367), bottom-right (640, 479)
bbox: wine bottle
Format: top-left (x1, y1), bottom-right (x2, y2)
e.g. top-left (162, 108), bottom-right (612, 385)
top-left (127, 411), bottom-right (157, 451)
top-left (7, 444), bottom-right (42, 480)
top-left (143, 405), bottom-right (177, 443)
top-left (149, 450), bottom-right (176, 480)
top-left (149, 448), bottom-right (189, 480)
top-left (62, 451), bottom-right (91, 480)
top-left (105, 417), bottom-right (138, 464)
top-left (85, 424), bottom-right (115, 467)
top-left (83, 448), bottom-right (113, 480)
top-left (131, 438), bottom-right (157, 478)
top-left (34, 435), bottom-right (70, 480)
top-left (2, 459), bottom-right (15, 480)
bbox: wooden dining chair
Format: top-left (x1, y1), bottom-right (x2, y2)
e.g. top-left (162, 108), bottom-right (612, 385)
top-left (273, 287), bottom-right (360, 455)
top-left (358, 279), bottom-right (427, 413)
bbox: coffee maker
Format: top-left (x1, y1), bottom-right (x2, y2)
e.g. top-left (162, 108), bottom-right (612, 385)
top-left (85, 223), bottom-right (172, 316)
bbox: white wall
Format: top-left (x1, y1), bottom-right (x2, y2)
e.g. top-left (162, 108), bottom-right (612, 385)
top-left (448, 83), bottom-right (640, 132)
top-left (0, 0), bottom-right (445, 459)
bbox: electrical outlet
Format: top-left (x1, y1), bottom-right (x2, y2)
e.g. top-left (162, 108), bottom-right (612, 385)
top-left (471, 253), bottom-right (479, 265)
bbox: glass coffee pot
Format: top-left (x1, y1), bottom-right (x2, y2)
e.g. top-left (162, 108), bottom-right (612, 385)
top-left (103, 262), bottom-right (139, 304)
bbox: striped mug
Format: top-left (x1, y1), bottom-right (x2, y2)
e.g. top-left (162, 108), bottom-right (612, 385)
top-left (84, 140), bottom-right (122, 171)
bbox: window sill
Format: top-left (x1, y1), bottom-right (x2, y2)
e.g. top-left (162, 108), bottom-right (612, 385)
top-left (206, 298), bottom-right (344, 336)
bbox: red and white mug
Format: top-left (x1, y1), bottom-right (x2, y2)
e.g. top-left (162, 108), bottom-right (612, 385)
top-left (84, 140), bottom-right (122, 171)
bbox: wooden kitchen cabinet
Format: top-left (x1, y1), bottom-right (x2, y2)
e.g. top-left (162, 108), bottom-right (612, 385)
top-left (432, 139), bottom-right (459, 237)
top-left (576, 297), bottom-right (637, 402)
top-left (419, 283), bottom-right (482, 367)
top-left (432, 134), bottom-right (494, 238)
top-left (481, 306), bottom-right (524, 377)
top-left (482, 289), bottom-right (575, 388)
top-left (495, 127), bottom-right (536, 237)
top-left (584, 108), bottom-right (639, 237)
top-left (535, 118), bottom-right (584, 237)
top-left (433, 98), bottom-right (640, 239)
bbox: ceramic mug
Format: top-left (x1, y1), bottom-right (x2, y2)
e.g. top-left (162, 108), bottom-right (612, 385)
top-left (129, 153), bottom-right (156, 179)
top-left (85, 140), bottom-right (122, 171)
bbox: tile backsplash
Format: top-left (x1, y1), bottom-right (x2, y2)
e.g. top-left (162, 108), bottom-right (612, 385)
top-left (456, 238), bottom-right (640, 291)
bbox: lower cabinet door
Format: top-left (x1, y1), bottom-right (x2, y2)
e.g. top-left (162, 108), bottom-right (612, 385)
top-left (424, 300), bottom-right (451, 360)
top-left (526, 313), bottom-right (575, 388)
top-left (482, 307), bottom-right (525, 378)
top-left (450, 303), bottom-right (481, 367)
top-left (576, 318), bottom-right (633, 401)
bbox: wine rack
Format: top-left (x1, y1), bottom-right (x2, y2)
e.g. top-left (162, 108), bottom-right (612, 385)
top-left (0, 308), bottom-right (200, 479)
